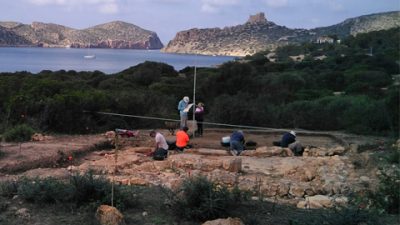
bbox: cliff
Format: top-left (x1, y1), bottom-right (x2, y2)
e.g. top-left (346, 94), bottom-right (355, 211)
top-left (0, 21), bottom-right (164, 49)
top-left (162, 11), bottom-right (400, 56)
top-left (312, 11), bottom-right (400, 37)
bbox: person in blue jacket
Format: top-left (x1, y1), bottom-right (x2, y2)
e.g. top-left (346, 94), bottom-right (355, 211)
top-left (281, 130), bottom-right (296, 147)
top-left (230, 130), bottom-right (245, 156)
top-left (177, 96), bottom-right (189, 128)
top-left (274, 130), bottom-right (303, 156)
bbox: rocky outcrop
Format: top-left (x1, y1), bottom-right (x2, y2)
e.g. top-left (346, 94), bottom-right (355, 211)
top-left (0, 21), bottom-right (163, 49)
top-left (0, 26), bottom-right (31, 46)
top-left (163, 11), bottom-right (400, 56)
top-left (65, 146), bottom-right (376, 209)
top-left (312, 11), bottom-right (400, 37)
top-left (162, 12), bottom-right (309, 56)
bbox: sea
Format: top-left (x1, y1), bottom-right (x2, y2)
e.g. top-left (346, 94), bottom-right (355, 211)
top-left (0, 47), bottom-right (237, 74)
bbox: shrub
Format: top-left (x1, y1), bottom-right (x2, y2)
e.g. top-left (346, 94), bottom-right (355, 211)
top-left (17, 177), bottom-right (73, 203)
top-left (372, 167), bottom-right (400, 214)
top-left (0, 172), bottom-right (139, 210)
top-left (3, 124), bottom-right (35, 142)
top-left (69, 171), bottom-right (112, 205)
top-left (166, 176), bottom-right (246, 221)
top-left (0, 180), bottom-right (19, 198)
top-left (289, 207), bottom-right (377, 225)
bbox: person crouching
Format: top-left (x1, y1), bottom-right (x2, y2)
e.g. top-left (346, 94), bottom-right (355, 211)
top-left (149, 130), bottom-right (169, 160)
top-left (176, 126), bottom-right (191, 152)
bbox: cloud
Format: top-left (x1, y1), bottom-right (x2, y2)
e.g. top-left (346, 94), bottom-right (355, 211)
top-left (27, 0), bottom-right (119, 14)
top-left (328, 1), bottom-right (344, 11)
top-left (98, 2), bottom-right (119, 14)
top-left (264, 0), bottom-right (288, 8)
top-left (201, 4), bottom-right (218, 13)
top-left (200, 0), bottom-right (239, 13)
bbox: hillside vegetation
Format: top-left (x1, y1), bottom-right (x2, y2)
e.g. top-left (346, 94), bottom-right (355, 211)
top-left (0, 28), bottom-right (398, 136)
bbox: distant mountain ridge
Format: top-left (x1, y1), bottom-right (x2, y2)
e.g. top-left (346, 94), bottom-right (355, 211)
top-left (0, 21), bottom-right (164, 49)
top-left (162, 11), bottom-right (400, 56)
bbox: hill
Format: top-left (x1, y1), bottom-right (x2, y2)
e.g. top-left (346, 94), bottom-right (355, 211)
top-left (162, 11), bottom-right (400, 56)
top-left (0, 28), bottom-right (398, 136)
top-left (0, 21), bottom-right (164, 49)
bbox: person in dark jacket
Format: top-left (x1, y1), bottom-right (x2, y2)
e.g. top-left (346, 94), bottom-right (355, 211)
top-left (281, 130), bottom-right (296, 147)
top-left (230, 130), bottom-right (245, 156)
top-left (273, 131), bottom-right (303, 156)
top-left (194, 102), bottom-right (205, 136)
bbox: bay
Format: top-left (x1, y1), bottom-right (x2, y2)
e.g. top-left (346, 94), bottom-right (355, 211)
top-left (0, 47), bottom-right (236, 74)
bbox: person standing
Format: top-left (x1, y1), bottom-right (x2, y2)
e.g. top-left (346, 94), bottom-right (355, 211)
top-left (230, 130), bottom-right (245, 156)
top-left (178, 96), bottom-right (190, 128)
top-left (194, 102), bottom-right (205, 136)
top-left (149, 130), bottom-right (169, 160)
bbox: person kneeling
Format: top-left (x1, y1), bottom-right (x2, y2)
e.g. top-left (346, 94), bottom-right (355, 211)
top-left (175, 126), bottom-right (191, 152)
top-left (149, 130), bottom-right (169, 160)
top-left (230, 130), bottom-right (245, 156)
top-left (273, 130), bottom-right (304, 156)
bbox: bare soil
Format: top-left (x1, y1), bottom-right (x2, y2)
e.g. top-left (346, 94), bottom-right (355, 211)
top-left (0, 129), bottom-right (395, 225)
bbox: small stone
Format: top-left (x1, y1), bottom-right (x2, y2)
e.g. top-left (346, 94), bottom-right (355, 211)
top-left (15, 208), bottom-right (30, 219)
top-left (360, 176), bottom-right (370, 183)
top-left (334, 196), bottom-right (348, 206)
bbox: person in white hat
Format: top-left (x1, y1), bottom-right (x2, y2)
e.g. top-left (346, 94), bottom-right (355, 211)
top-left (273, 130), bottom-right (303, 156)
top-left (177, 96), bottom-right (190, 128)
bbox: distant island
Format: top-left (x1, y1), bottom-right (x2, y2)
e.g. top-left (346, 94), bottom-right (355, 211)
top-left (162, 11), bottom-right (400, 56)
top-left (0, 11), bottom-right (399, 55)
top-left (0, 21), bottom-right (164, 49)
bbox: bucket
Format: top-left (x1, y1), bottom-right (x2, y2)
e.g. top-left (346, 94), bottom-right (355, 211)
top-left (221, 136), bottom-right (230, 147)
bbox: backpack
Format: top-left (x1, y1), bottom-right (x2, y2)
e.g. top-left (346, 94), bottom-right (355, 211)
top-left (153, 148), bottom-right (168, 161)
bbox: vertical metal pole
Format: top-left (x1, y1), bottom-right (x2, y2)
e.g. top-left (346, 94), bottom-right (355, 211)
top-left (192, 62), bottom-right (197, 138)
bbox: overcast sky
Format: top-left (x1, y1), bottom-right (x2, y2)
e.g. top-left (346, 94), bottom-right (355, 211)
top-left (1, 0), bottom-right (399, 43)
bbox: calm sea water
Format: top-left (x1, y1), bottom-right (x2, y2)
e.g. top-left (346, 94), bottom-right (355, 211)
top-left (0, 47), bottom-right (236, 74)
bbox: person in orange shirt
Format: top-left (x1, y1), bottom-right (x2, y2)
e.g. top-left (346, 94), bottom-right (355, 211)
top-left (175, 126), bottom-right (190, 152)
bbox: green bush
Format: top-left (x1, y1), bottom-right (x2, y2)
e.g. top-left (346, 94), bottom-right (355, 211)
top-left (17, 177), bottom-right (73, 203)
top-left (0, 180), bottom-right (19, 198)
top-left (372, 167), bottom-right (400, 214)
top-left (69, 171), bottom-right (112, 205)
top-left (167, 176), bottom-right (246, 221)
top-left (289, 207), bottom-right (376, 225)
top-left (3, 124), bottom-right (35, 142)
top-left (0, 172), bottom-right (139, 210)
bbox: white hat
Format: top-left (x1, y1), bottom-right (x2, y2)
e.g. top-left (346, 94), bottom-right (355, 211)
top-left (183, 96), bottom-right (189, 103)
top-left (290, 130), bottom-right (296, 136)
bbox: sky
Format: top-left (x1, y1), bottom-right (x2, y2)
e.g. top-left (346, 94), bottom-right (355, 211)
top-left (1, 0), bottom-right (399, 44)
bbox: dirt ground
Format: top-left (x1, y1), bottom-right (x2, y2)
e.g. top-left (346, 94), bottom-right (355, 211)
top-left (0, 128), bottom-right (396, 225)
top-left (0, 128), bottom-right (379, 179)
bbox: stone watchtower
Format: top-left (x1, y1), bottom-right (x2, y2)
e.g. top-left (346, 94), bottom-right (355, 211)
top-left (247, 12), bottom-right (268, 24)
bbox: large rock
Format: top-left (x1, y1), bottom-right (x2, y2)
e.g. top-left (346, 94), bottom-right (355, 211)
top-left (202, 217), bottom-right (244, 225)
top-left (289, 183), bottom-right (306, 198)
top-left (297, 195), bottom-right (333, 209)
top-left (185, 148), bottom-right (230, 156)
top-left (222, 158), bottom-right (242, 172)
top-left (241, 146), bottom-right (292, 157)
top-left (168, 155), bottom-right (242, 173)
top-left (308, 195), bottom-right (333, 208)
top-left (96, 205), bottom-right (125, 225)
